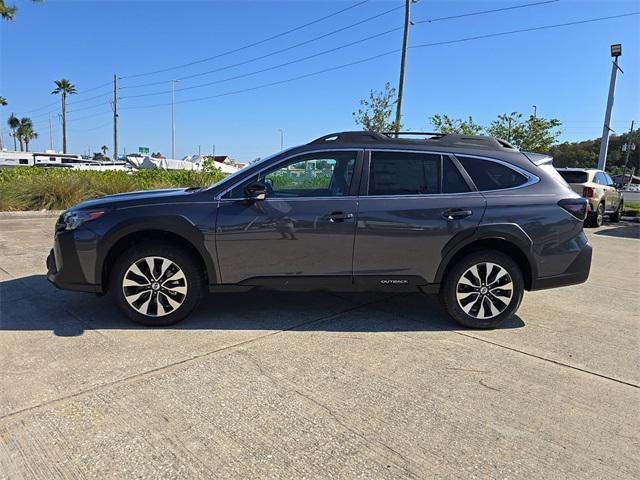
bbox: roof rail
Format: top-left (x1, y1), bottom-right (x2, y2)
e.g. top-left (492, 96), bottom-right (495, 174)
top-left (308, 131), bottom-right (388, 144)
top-left (308, 131), bottom-right (517, 150)
top-left (381, 131), bottom-right (445, 139)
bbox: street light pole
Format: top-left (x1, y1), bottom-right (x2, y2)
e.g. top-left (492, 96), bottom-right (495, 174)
top-left (171, 80), bottom-right (178, 160)
top-left (49, 114), bottom-right (53, 150)
top-left (598, 44), bottom-right (623, 171)
top-left (394, 0), bottom-right (414, 135)
top-left (278, 129), bottom-right (284, 150)
top-left (113, 74), bottom-right (118, 161)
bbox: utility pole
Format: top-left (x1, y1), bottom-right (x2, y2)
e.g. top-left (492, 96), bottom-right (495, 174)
top-left (598, 44), bottom-right (623, 171)
top-left (278, 129), bottom-right (284, 150)
top-left (49, 114), bottom-right (53, 150)
top-left (507, 118), bottom-right (512, 143)
top-left (620, 120), bottom-right (635, 187)
top-left (171, 80), bottom-right (178, 160)
top-left (532, 105), bottom-right (537, 118)
top-left (113, 74), bottom-right (119, 162)
top-left (394, 0), bottom-right (413, 135)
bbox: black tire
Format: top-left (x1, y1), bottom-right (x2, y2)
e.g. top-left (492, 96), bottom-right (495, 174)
top-left (610, 201), bottom-right (623, 222)
top-left (109, 242), bottom-right (205, 326)
top-left (439, 250), bottom-right (524, 329)
top-left (586, 202), bottom-right (604, 228)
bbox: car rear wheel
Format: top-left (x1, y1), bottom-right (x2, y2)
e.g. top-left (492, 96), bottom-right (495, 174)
top-left (110, 242), bottom-right (204, 326)
top-left (586, 202), bottom-right (604, 228)
top-left (440, 250), bottom-right (524, 329)
top-left (610, 201), bottom-right (623, 222)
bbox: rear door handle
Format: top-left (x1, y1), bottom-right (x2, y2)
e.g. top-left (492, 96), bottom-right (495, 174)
top-left (442, 209), bottom-right (473, 220)
top-left (323, 211), bottom-right (354, 222)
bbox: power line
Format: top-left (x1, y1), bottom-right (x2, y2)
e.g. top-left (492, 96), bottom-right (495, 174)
top-left (120, 3), bottom-right (405, 90)
top-left (17, 81), bottom-right (113, 116)
top-left (121, 11), bottom-right (639, 111)
top-left (120, 0), bottom-right (558, 94)
top-left (118, 1), bottom-right (574, 101)
top-left (120, 0), bottom-right (372, 80)
top-left (416, 0), bottom-right (558, 24)
top-left (120, 26), bottom-right (402, 99)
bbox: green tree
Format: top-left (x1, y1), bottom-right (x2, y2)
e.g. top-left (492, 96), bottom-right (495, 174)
top-left (1, 0), bottom-right (43, 22)
top-left (430, 114), bottom-right (483, 135)
top-left (51, 79), bottom-right (77, 153)
top-left (486, 112), bottom-right (561, 151)
top-left (7, 113), bottom-right (20, 150)
top-left (16, 117), bottom-right (37, 152)
top-left (0, 96), bottom-right (6, 106)
top-left (101, 145), bottom-right (109, 157)
top-left (353, 82), bottom-right (400, 133)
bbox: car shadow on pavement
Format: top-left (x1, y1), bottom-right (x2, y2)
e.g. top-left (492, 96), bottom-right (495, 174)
top-left (0, 275), bottom-right (525, 336)
top-left (593, 222), bottom-right (640, 239)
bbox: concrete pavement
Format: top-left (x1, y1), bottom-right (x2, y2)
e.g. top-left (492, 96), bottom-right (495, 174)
top-left (0, 217), bottom-right (638, 479)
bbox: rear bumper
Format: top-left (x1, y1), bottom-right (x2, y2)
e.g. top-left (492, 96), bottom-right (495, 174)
top-left (530, 242), bottom-right (592, 291)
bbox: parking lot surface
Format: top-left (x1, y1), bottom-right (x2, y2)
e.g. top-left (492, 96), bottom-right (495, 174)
top-left (0, 216), bottom-right (638, 479)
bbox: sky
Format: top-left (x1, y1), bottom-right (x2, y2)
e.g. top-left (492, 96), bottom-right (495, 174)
top-left (1, 0), bottom-right (639, 161)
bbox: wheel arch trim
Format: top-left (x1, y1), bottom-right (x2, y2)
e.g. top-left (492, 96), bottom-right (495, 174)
top-left (434, 223), bottom-right (537, 290)
top-left (96, 216), bottom-right (217, 290)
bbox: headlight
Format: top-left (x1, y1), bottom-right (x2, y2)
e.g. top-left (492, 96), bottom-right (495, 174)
top-left (63, 210), bottom-right (105, 230)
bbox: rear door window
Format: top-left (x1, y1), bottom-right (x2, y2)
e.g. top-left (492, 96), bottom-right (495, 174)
top-left (368, 151), bottom-right (440, 196)
top-left (457, 156), bottom-right (527, 191)
top-left (558, 170), bottom-right (588, 184)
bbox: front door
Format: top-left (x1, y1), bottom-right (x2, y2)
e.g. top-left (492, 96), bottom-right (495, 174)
top-left (216, 150), bottom-right (362, 284)
top-left (353, 150), bottom-right (486, 285)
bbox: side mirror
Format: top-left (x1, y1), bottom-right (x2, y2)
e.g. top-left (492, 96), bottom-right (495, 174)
top-left (245, 182), bottom-right (267, 201)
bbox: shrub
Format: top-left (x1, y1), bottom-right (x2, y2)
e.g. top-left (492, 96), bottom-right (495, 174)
top-left (0, 167), bottom-right (227, 211)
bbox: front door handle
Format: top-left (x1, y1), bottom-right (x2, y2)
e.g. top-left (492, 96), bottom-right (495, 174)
top-left (442, 208), bottom-right (473, 220)
top-left (323, 211), bottom-right (354, 222)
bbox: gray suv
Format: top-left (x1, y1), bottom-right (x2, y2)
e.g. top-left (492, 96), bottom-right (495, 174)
top-left (47, 131), bottom-right (592, 329)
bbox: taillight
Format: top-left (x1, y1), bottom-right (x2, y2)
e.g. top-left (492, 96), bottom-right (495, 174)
top-left (558, 198), bottom-right (588, 221)
top-left (582, 186), bottom-right (595, 198)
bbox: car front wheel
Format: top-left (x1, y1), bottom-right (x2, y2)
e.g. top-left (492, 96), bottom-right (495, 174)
top-left (440, 250), bottom-right (524, 329)
top-left (110, 242), bottom-right (204, 326)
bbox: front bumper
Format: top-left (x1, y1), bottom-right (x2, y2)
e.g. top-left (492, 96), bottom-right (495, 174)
top-left (46, 227), bottom-right (102, 293)
top-left (530, 242), bottom-right (592, 291)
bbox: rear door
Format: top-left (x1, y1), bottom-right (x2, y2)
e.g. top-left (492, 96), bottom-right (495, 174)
top-left (353, 150), bottom-right (486, 286)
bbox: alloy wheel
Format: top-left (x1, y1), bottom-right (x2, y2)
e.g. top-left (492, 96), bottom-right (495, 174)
top-left (456, 262), bottom-right (513, 320)
top-left (122, 256), bottom-right (188, 317)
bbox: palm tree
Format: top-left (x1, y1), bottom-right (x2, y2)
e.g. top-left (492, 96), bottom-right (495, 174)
top-left (7, 113), bottom-right (19, 150)
top-left (0, 96), bottom-right (6, 149)
top-left (1, 1), bottom-right (43, 22)
top-left (16, 117), bottom-right (37, 152)
top-left (51, 79), bottom-right (77, 153)
top-left (101, 145), bottom-right (109, 157)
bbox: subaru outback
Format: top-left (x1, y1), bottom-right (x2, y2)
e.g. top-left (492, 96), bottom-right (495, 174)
top-left (47, 132), bottom-right (592, 329)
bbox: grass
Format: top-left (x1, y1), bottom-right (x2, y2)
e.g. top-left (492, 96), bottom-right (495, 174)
top-left (0, 168), bottom-right (226, 211)
top-left (623, 200), bottom-right (640, 217)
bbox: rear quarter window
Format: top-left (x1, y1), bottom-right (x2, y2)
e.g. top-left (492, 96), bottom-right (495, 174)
top-left (457, 156), bottom-right (527, 191)
top-left (558, 170), bottom-right (589, 184)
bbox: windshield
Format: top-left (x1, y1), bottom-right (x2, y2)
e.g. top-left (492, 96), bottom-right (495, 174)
top-left (558, 170), bottom-right (588, 184)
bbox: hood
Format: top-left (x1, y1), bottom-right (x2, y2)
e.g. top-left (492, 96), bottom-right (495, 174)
top-left (70, 188), bottom-right (199, 211)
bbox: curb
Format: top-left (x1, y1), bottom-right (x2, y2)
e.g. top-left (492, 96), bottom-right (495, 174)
top-left (0, 210), bottom-right (63, 219)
